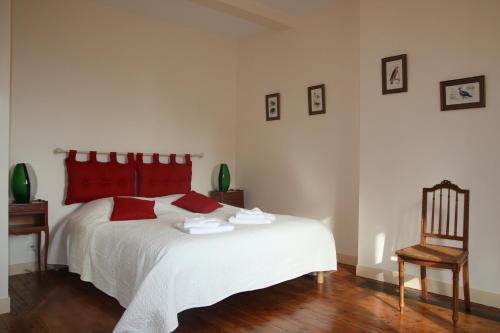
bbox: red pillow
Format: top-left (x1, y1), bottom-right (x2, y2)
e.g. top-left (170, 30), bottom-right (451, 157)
top-left (110, 197), bottom-right (157, 221)
top-left (172, 191), bottom-right (222, 213)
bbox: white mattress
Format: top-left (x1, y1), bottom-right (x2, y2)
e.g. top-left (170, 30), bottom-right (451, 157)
top-left (48, 196), bottom-right (337, 332)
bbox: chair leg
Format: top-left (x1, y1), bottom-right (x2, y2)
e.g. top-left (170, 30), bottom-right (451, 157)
top-left (452, 267), bottom-right (460, 325)
top-left (399, 259), bottom-right (405, 313)
top-left (420, 266), bottom-right (428, 300)
top-left (463, 260), bottom-right (471, 312)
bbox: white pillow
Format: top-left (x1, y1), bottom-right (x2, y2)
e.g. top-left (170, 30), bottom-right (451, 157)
top-left (153, 194), bottom-right (186, 215)
top-left (69, 197), bottom-right (114, 223)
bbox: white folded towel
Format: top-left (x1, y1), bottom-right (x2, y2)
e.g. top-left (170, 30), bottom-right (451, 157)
top-left (235, 212), bottom-right (276, 221)
top-left (229, 216), bottom-right (272, 225)
top-left (176, 223), bottom-right (234, 234)
top-left (184, 216), bottom-right (218, 223)
top-left (230, 208), bottom-right (276, 224)
top-left (183, 216), bottom-right (221, 228)
top-left (184, 221), bottom-right (221, 228)
top-left (239, 208), bottom-right (264, 215)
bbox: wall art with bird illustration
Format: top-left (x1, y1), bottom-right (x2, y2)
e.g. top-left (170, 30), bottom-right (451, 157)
top-left (308, 84), bottom-right (326, 115)
top-left (440, 75), bottom-right (485, 111)
top-left (382, 54), bottom-right (408, 94)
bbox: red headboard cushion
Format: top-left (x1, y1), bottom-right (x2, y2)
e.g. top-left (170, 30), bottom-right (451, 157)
top-left (136, 153), bottom-right (192, 197)
top-left (65, 150), bottom-right (135, 205)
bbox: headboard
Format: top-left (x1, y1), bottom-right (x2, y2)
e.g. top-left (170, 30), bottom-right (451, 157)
top-left (63, 150), bottom-right (194, 204)
top-left (64, 150), bottom-right (135, 204)
top-left (136, 153), bottom-right (192, 197)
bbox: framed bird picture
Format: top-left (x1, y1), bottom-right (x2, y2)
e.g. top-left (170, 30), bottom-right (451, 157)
top-left (440, 75), bottom-right (485, 111)
top-left (308, 84), bottom-right (326, 115)
top-left (265, 93), bottom-right (280, 121)
top-left (381, 54), bottom-right (407, 94)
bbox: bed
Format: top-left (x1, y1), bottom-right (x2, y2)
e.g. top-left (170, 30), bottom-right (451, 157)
top-left (49, 195), bottom-right (337, 332)
top-left (49, 150), bottom-right (337, 332)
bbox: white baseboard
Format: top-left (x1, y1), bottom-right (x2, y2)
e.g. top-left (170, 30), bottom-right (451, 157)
top-left (356, 265), bottom-right (500, 309)
top-left (9, 261), bottom-right (38, 276)
top-left (0, 297), bottom-right (10, 314)
top-left (337, 253), bottom-right (357, 266)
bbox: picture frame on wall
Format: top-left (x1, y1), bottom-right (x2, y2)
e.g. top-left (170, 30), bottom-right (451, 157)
top-left (381, 54), bottom-right (407, 94)
top-left (440, 75), bottom-right (485, 111)
top-left (308, 84), bottom-right (326, 115)
top-left (265, 93), bottom-right (280, 121)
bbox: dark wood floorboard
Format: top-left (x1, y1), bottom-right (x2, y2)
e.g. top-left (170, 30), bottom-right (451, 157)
top-left (0, 264), bottom-right (499, 332)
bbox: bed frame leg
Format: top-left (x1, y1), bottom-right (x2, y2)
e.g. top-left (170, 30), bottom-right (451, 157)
top-left (317, 271), bottom-right (324, 284)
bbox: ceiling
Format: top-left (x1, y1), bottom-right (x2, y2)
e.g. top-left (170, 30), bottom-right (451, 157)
top-left (256, 0), bottom-right (332, 17)
top-left (92, 0), bottom-right (333, 38)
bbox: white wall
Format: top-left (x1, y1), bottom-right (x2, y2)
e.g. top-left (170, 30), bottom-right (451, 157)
top-left (10, 0), bottom-right (237, 265)
top-left (358, 0), bottom-right (500, 307)
top-left (0, 0), bottom-right (11, 313)
top-left (236, 0), bottom-right (360, 261)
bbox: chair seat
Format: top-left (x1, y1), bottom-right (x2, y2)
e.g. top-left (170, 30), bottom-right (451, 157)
top-left (396, 244), bottom-right (468, 264)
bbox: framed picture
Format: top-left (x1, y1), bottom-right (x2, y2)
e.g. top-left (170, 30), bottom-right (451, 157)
top-left (308, 84), bottom-right (326, 115)
top-left (381, 54), bottom-right (407, 94)
top-left (440, 75), bottom-right (485, 111)
top-left (265, 93), bottom-right (280, 121)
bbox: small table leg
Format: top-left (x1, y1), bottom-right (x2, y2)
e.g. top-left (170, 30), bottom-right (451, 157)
top-left (37, 232), bottom-right (41, 272)
top-left (44, 229), bottom-right (49, 271)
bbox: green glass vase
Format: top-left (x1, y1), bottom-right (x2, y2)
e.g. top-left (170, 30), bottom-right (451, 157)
top-left (218, 164), bottom-right (230, 192)
top-left (11, 163), bottom-right (35, 203)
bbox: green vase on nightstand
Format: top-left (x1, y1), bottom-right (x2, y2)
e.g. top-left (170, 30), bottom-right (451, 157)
top-left (218, 164), bottom-right (230, 192)
top-left (11, 163), bottom-right (36, 203)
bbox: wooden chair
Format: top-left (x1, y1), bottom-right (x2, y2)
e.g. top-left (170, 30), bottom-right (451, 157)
top-left (396, 180), bottom-right (470, 326)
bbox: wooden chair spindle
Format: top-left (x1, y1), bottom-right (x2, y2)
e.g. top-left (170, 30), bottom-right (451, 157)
top-left (438, 189), bottom-right (443, 235)
top-left (454, 191), bottom-right (458, 237)
top-left (446, 188), bottom-right (451, 235)
top-left (431, 191), bottom-right (435, 233)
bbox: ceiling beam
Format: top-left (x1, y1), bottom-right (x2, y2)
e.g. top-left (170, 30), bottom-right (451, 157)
top-left (189, 0), bottom-right (295, 31)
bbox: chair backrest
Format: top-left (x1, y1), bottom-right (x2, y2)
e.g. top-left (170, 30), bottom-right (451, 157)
top-left (421, 180), bottom-right (470, 250)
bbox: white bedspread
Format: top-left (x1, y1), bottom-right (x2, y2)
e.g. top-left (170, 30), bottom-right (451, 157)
top-left (49, 196), bottom-right (337, 332)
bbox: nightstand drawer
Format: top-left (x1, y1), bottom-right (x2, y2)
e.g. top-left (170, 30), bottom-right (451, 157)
top-left (210, 190), bottom-right (244, 208)
top-left (9, 214), bottom-right (45, 228)
top-left (9, 200), bottom-right (47, 215)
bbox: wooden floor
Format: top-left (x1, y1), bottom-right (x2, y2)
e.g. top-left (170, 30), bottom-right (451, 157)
top-left (1, 264), bottom-right (499, 333)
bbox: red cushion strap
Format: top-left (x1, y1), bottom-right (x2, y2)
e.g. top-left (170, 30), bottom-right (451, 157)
top-left (89, 151), bottom-right (97, 162)
top-left (109, 152), bottom-right (117, 163)
top-left (152, 153), bottom-right (160, 164)
top-left (170, 154), bottom-right (177, 164)
top-left (127, 153), bottom-right (135, 164)
top-left (67, 150), bottom-right (77, 162)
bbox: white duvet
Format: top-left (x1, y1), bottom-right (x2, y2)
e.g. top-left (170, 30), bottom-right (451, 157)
top-left (48, 195), bottom-right (337, 332)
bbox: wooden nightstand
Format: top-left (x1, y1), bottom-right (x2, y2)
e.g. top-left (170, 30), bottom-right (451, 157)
top-left (210, 190), bottom-right (244, 208)
top-left (9, 200), bottom-right (49, 271)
